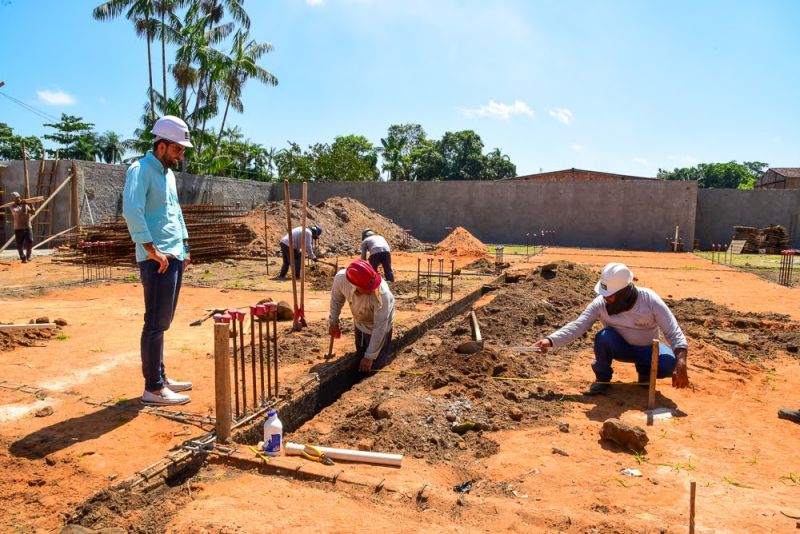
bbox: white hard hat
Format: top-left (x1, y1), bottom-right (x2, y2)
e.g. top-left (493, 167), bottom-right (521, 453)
top-left (151, 115), bottom-right (193, 147)
top-left (594, 262), bottom-right (634, 297)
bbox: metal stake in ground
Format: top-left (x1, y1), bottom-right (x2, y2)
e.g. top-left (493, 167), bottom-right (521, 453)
top-left (417, 257), bottom-right (421, 298)
top-left (213, 315), bottom-right (232, 443)
top-left (450, 259), bottom-right (455, 301)
top-left (689, 481), bottom-right (696, 534)
top-left (230, 309), bottom-right (248, 414)
top-left (648, 339), bottom-right (659, 411)
top-left (229, 310), bottom-right (240, 418)
top-left (264, 208), bottom-right (269, 274)
top-left (256, 304), bottom-right (270, 399)
top-left (283, 180), bottom-right (301, 331)
top-left (438, 258), bottom-right (444, 300)
top-left (268, 302), bottom-right (279, 397)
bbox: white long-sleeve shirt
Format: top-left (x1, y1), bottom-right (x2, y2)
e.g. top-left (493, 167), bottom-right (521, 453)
top-left (547, 287), bottom-right (688, 350)
top-left (280, 226), bottom-right (316, 260)
top-left (329, 270), bottom-right (395, 360)
top-left (360, 235), bottom-right (391, 260)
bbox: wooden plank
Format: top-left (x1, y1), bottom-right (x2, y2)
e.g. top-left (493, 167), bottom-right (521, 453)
top-left (647, 339), bottom-right (658, 410)
top-left (214, 321), bottom-right (232, 443)
top-left (729, 239), bottom-right (747, 254)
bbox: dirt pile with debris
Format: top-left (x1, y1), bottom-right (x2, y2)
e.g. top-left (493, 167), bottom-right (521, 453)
top-left (241, 197), bottom-right (423, 258)
top-left (436, 227), bottom-right (488, 256)
top-left (289, 262), bottom-right (599, 463)
top-left (0, 324), bottom-right (60, 352)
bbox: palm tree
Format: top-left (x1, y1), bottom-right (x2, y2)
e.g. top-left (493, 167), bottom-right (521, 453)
top-left (93, 0), bottom-right (158, 120)
top-left (97, 131), bottom-right (129, 164)
top-left (214, 30), bottom-right (277, 156)
top-left (154, 0), bottom-right (189, 100)
top-left (380, 135), bottom-right (407, 181)
top-left (73, 133), bottom-right (103, 162)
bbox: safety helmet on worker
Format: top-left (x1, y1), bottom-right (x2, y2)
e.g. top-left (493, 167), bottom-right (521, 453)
top-left (151, 115), bottom-right (193, 148)
top-left (11, 192), bottom-right (21, 199)
top-left (362, 229), bottom-right (375, 240)
top-left (310, 225), bottom-right (323, 237)
top-left (346, 260), bottom-right (381, 292)
top-left (594, 262), bottom-right (634, 297)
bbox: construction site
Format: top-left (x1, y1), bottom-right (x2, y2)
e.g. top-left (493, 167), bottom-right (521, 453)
top-left (2, 158), bottom-right (800, 534)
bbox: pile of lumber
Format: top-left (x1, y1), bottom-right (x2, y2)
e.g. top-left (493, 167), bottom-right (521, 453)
top-left (733, 226), bottom-right (761, 253)
top-left (761, 225), bottom-right (789, 254)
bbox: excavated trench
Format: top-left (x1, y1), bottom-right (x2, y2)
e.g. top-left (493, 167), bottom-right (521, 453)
top-left (65, 261), bottom-right (800, 531)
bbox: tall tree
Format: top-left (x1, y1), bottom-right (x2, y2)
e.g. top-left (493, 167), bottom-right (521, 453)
top-left (438, 130), bottom-right (486, 180)
top-left (154, 0), bottom-right (188, 100)
top-left (408, 139), bottom-right (445, 181)
top-left (43, 114), bottom-right (96, 159)
top-left (0, 123), bottom-right (45, 161)
top-left (484, 148), bottom-right (516, 180)
top-left (97, 131), bottom-right (129, 164)
top-left (93, 0), bottom-right (158, 120)
top-left (214, 30), bottom-right (278, 156)
top-left (379, 135), bottom-right (406, 181)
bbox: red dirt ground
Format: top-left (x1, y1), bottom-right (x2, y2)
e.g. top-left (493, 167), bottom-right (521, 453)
top-left (2, 248), bottom-right (800, 533)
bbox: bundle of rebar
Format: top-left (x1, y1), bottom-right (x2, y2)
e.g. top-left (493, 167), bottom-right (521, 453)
top-left (54, 205), bottom-right (255, 265)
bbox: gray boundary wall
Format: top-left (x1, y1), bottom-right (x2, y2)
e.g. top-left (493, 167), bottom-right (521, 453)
top-left (280, 180), bottom-right (698, 250)
top-left (696, 189), bottom-right (800, 249)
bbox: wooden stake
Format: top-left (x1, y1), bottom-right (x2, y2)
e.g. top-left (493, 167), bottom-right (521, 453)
top-left (648, 339), bottom-right (659, 410)
top-left (300, 181), bottom-right (307, 319)
top-left (214, 321), bottom-right (232, 443)
top-left (283, 181), bottom-right (300, 331)
top-left (21, 142), bottom-right (30, 198)
top-left (71, 161), bottom-right (79, 228)
top-left (689, 481), bottom-right (696, 534)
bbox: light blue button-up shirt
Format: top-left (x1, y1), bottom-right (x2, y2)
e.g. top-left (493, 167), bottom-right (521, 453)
top-left (122, 151), bottom-right (189, 263)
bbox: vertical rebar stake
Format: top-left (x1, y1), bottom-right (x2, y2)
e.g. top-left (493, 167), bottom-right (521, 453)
top-left (271, 303), bottom-right (279, 397)
top-left (417, 257), bottom-right (421, 298)
top-left (450, 259), bottom-right (455, 301)
top-left (438, 258), bottom-right (444, 300)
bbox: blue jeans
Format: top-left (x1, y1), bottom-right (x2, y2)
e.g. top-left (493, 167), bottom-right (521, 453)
top-left (592, 327), bottom-right (676, 382)
top-left (139, 258), bottom-right (184, 391)
top-left (368, 251), bottom-right (394, 282)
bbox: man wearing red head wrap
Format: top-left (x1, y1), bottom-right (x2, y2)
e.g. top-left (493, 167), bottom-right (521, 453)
top-left (329, 260), bottom-right (395, 372)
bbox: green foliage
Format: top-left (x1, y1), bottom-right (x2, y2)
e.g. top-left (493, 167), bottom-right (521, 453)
top-left (42, 114), bottom-right (97, 160)
top-left (657, 161), bottom-right (767, 189)
top-left (0, 123), bottom-right (44, 161)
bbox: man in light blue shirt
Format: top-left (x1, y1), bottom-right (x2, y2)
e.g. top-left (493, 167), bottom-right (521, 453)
top-left (122, 115), bottom-right (194, 406)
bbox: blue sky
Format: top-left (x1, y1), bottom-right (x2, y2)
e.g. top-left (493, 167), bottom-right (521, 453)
top-left (1, 0), bottom-right (798, 177)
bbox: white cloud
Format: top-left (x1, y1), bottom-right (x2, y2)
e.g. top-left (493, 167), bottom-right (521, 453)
top-left (548, 108), bottom-right (574, 125)
top-left (37, 89), bottom-right (76, 106)
top-left (571, 144), bottom-right (583, 152)
top-left (306, 0), bottom-right (324, 5)
top-left (633, 157), bottom-right (649, 166)
top-left (462, 99), bottom-right (533, 120)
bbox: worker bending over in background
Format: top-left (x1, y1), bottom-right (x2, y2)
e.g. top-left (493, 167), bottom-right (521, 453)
top-left (279, 224), bottom-right (322, 279)
top-left (360, 229), bottom-right (394, 282)
top-left (329, 260), bottom-right (395, 372)
top-left (532, 262), bottom-right (690, 395)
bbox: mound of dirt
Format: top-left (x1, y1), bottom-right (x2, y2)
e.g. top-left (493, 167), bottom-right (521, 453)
top-left (0, 327), bottom-right (57, 352)
top-left (461, 257), bottom-right (496, 273)
top-left (241, 197), bottom-right (423, 258)
top-left (436, 227), bottom-right (488, 256)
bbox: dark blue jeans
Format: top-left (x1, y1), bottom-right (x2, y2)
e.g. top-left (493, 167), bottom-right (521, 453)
top-left (139, 257), bottom-right (184, 391)
top-left (355, 327), bottom-right (393, 369)
top-left (368, 251), bottom-right (394, 282)
top-left (592, 327), bottom-right (676, 383)
top-left (279, 242), bottom-right (302, 278)
top-left (14, 229), bottom-right (33, 260)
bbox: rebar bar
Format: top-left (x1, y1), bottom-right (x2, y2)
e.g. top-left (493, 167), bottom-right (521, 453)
top-left (450, 259), bottom-right (455, 301)
top-left (438, 258), bottom-right (444, 300)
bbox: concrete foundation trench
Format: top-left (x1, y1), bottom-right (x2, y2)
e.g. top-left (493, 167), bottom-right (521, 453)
top-left (63, 262), bottom-right (800, 532)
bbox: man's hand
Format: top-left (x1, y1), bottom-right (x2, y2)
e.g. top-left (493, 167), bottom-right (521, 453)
top-left (184, 252), bottom-right (191, 269)
top-left (144, 243), bottom-right (169, 273)
top-left (532, 338), bottom-right (553, 354)
top-left (329, 323), bottom-right (341, 338)
top-left (672, 349), bottom-right (690, 388)
top-left (359, 357), bottom-right (374, 372)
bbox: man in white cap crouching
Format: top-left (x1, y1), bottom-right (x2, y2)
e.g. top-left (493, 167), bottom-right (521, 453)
top-left (122, 116), bottom-right (194, 406)
top-left (531, 262), bottom-right (690, 395)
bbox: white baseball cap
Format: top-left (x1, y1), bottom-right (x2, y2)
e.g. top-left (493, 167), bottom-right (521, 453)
top-left (594, 262), bottom-right (634, 297)
top-left (151, 115), bottom-right (193, 147)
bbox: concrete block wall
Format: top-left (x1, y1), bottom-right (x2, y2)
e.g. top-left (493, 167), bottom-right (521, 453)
top-left (281, 179), bottom-right (698, 250)
top-left (695, 189), bottom-right (800, 249)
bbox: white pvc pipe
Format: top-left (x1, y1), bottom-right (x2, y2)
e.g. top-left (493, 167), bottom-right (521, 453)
top-left (284, 441), bottom-right (403, 467)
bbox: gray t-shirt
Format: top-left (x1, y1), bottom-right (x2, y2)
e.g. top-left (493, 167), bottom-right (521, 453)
top-left (547, 287), bottom-right (688, 350)
top-left (360, 235), bottom-right (391, 259)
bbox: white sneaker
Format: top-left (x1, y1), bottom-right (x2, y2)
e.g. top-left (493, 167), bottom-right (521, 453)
top-left (141, 387), bottom-right (191, 406)
top-left (164, 377), bottom-right (193, 392)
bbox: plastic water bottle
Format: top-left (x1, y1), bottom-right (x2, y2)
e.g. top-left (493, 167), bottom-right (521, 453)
top-left (263, 410), bottom-right (283, 456)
